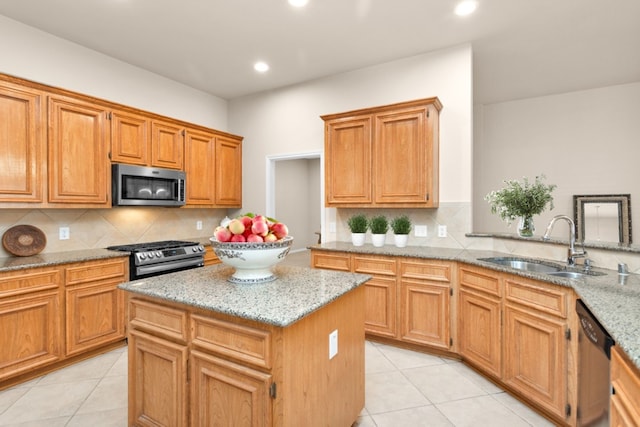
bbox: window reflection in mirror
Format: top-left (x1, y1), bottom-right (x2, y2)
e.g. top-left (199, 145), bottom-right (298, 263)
top-left (573, 194), bottom-right (632, 244)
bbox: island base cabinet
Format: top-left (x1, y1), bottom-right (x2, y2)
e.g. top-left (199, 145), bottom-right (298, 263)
top-left (190, 350), bottom-right (272, 427)
top-left (611, 345), bottom-right (640, 426)
top-left (128, 329), bottom-right (188, 427)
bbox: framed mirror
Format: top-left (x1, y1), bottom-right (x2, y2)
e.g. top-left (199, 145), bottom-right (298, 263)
top-left (573, 194), bottom-right (632, 244)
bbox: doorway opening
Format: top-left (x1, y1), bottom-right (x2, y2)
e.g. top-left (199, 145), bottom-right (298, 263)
top-left (266, 151), bottom-right (323, 253)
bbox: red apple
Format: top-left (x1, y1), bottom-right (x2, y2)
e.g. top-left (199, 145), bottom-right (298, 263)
top-left (230, 234), bottom-right (246, 243)
top-left (270, 222), bottom-right (288, 239)
top-left (263, 232), bottom-right (278, 242)
top-left (239, 215), bottom-right (253, 229)
top-left (246, 233), bottom-right (264, 243)
top-left (251, 219), bottom-right (269, 236)
top-left (213, 226), bottom-right (232, 242)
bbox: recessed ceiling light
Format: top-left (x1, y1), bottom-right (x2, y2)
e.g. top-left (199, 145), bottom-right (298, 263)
top-left (288, 0), bottom-right (308, 7)
top-left (254, 61), bottom-right (270, 73)
top-left (455, 0), bottom-right (477, 16)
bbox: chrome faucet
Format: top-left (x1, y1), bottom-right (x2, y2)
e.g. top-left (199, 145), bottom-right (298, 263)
top-left (543, 215), bottom-right (587, 266)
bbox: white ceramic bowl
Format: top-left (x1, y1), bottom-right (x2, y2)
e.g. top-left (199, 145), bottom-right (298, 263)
top-left (209, 236), bottom-right (293, 284)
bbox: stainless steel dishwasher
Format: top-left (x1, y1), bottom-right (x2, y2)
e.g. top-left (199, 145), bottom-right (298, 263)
top-left (576, 299), bottom-right (615, 426)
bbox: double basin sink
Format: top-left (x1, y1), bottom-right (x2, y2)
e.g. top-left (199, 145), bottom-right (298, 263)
top-left (477, 257), bottom-right (606, 279)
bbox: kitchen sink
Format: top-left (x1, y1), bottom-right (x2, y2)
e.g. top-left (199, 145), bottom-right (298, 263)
top-left (477, 257), bottom-right (563, 273)
top-left (478, 257), bottom-right (607, 279)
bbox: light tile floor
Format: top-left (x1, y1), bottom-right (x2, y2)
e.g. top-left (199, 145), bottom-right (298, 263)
top-left (0, 251), bottom-right (555, 426)
top-left (0, 342), bottom-right (554, 426)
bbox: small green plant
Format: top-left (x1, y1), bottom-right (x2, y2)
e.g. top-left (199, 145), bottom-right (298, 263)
top-left (390, 215), bottom-right (412, 235)
top-left (485, 174), bottom-right (557, 223)
top-left (347, 214), bottom-right (368, 233)
top-left (369, 215), bottom-right (389, 234)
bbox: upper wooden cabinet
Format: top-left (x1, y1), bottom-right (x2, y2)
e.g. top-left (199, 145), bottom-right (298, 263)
top-left (322, 98), bottom-right (441, 208)
top-left (150, 120), bottom-right (184, 170)
top-left (0, 79), bottom-right (46, 203)
top-left (48, 95), bottom-right (110, 206)
top-left (214, 135), bottom-right (242, 206)
top-left (110, 110), bottom-right (150, 166)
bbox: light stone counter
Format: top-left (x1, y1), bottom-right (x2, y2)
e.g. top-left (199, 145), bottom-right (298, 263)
top-left (0, 248), bottom-right (128, 272)
top-left (118, 263), bottom-right (371, 327)
top-left (311, 242), bottom-right (640, 369)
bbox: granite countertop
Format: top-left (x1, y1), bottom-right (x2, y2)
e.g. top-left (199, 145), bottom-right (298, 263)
top-left (311, 242), bottom-right (640, 369)
top-left (0, 248), bottom-right (128, 272)
top-left (118, 264), bottom-right (371, 327)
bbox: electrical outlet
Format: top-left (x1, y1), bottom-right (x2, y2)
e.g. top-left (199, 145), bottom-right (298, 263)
top-left (196, 220), bottom-right (203, 230)
top-left (59, 227), bottom-right (70, 240)
top-left (414, 225), bottom-right (427, 237)
top-left (329, 329), bottom-right (338, 359)
top-left (438, 225), bottom-right (447, 237)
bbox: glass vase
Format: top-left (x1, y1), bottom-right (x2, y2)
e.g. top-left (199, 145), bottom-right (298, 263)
top-left (518, 215), bottom-right (535, 237)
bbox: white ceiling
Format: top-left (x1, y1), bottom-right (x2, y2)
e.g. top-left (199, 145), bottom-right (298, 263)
top-left (1, 0), bottom-right (638, 103)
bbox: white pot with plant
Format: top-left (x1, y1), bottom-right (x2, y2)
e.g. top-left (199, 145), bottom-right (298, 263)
top-left (390, 215), bottom-right (412, 247)
top-left (484, 174), bottom-right (557, 237)
top-left (369, 215), bottom-right (389, 247)
top-left (347, 214), bottom-right (368, 246)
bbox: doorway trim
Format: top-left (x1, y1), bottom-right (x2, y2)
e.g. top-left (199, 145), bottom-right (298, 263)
top-left (265, 150), bottom-right (323, 243)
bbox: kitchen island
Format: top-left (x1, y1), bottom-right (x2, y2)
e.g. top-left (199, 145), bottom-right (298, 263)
top-left (118, 263), bottom-right (371, 427)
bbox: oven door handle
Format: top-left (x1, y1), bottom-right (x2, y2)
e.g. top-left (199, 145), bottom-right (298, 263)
top-left (136, 257), bottom-right (204, 277)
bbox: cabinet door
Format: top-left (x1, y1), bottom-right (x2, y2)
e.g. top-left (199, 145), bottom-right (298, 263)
top-left (400, 279), bottom-right (450, 349)
top-left (503, 303), bottom-right (568, 419)
top-left (151, 120), bottom-right (184, 170)
top-left (48, 96), bottom-right (109, 205)
top-left (374, 106), bottom-right (435, 206)
top-left (611, 346), bottom-right (640, 426)
top-left (0, 290), bottom-right (63, 381)
top-left (324, 116), bottom-right (373, 205)
top-left (129, 330), bottom-right (188, 427)
top-left (110, 110), bottom-right (149, 166)
top-left (185, 129), bottom-right (215, 205)
top-left (203, 246), bottom-right (221, 266)
top-left (363, 277), bottom-right (397, 338)
top-left (190, 350), bottom-right (272, 427)
top-left (458, 288), bottom-right (502, 378)
top-left (0, 80), bottom-right (46, 203)
top-left (214, 135), bottom-right (242, 206)
top-left (65, 281), bottom-right (125, 356)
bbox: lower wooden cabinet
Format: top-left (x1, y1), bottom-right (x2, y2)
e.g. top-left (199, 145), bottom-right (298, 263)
top-left (203, 246), bottom-right (221, 266)
top-left (0, 257), bottom-right (128, 388)
top-left (611, 345), bottom-right (640, 426)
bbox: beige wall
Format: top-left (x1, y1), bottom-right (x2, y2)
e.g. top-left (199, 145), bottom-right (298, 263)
top-left (473, 82), bottom-right (640, 242)
top-left (228, 45), bottom-right (474, 245)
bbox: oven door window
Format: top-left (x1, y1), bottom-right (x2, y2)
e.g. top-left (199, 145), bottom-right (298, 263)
top-left (123, 176), bottom-right (177, 201)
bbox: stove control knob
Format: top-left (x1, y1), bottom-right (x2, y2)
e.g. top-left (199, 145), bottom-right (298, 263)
top-left (138, 254), bottom-right (146, 260)
top-left (156, 251), bottom-right (162, 257)
top-left (198, 245), bottom-right (205, 252)
top-left (147, 252), bottom-right (154, 259)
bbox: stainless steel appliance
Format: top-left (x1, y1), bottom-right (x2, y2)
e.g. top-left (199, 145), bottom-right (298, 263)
top-left (107, 240), bottom-right (205, 280)
top-left (576, 299), bottom-right (615, 427)
top-left (112, 163), bottom-right (186, 207)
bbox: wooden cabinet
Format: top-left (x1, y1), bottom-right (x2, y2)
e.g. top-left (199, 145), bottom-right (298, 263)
top-left (64, 258), bottom-right (127, 356)
top-left (214, 135), bottom-right (242, 206)
top-left (458, 265), bottom-right (502, 378)
top-left (203, 246), bottom-right (221, 266)
top-left (399, 259), bottom-right (453, 350)
top-left (502, 275), bottom-right (572, 420)
top-left (150, 120), bottom-right (184, 170)
top-left (0, 78), bottom-right (46, 203)
top-left (611, 345), bottom-right (640, 426)
top-left (0, 267), bottom-right (63, 382)
top-left (353, 254), bottom-right (398, 338)
top-left (48, 95), bottom-right (110, 206)
top-left (322, 98), bottom-right (441, 208)
top-left (185, 128), bottom-right (216, 205)
top-left (110, 110), bottom-right (150, 166)
top-left (126, 285), bottom-right (365, 427)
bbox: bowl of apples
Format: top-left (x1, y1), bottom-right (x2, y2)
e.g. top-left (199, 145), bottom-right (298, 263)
top-left (210, 213), bottom-right (293, 284)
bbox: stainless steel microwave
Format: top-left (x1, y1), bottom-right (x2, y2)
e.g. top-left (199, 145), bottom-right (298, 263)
top-left (112, 164), bottom-right (186, 207)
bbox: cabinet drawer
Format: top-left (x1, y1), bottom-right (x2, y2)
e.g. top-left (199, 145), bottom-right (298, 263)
top-left (191, 315), bottom-right (272, 369)
top-left (0, 267), bottom-right (60, 298)
top-left (312, 251), bottom-right (350, 271)
top-left (504, 276), bottom-right (568, 318)
top-left (353, 255), bottom-right (397, 276)
top-left (129, 298), bottom-right (188, 343)
top-left (459, 265), bottom-right (501, 297)
top-left (400, 259), bottom-right (451, 282)
top-left (65, 258), bottom-right (127, 285)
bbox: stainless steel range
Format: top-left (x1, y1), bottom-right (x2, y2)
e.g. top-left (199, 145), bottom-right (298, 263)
top-left (107, 240), bottom-right (205, 280)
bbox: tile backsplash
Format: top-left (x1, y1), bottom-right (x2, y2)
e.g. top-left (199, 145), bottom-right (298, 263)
top-left (0, 208), bottom-right (225, 257)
